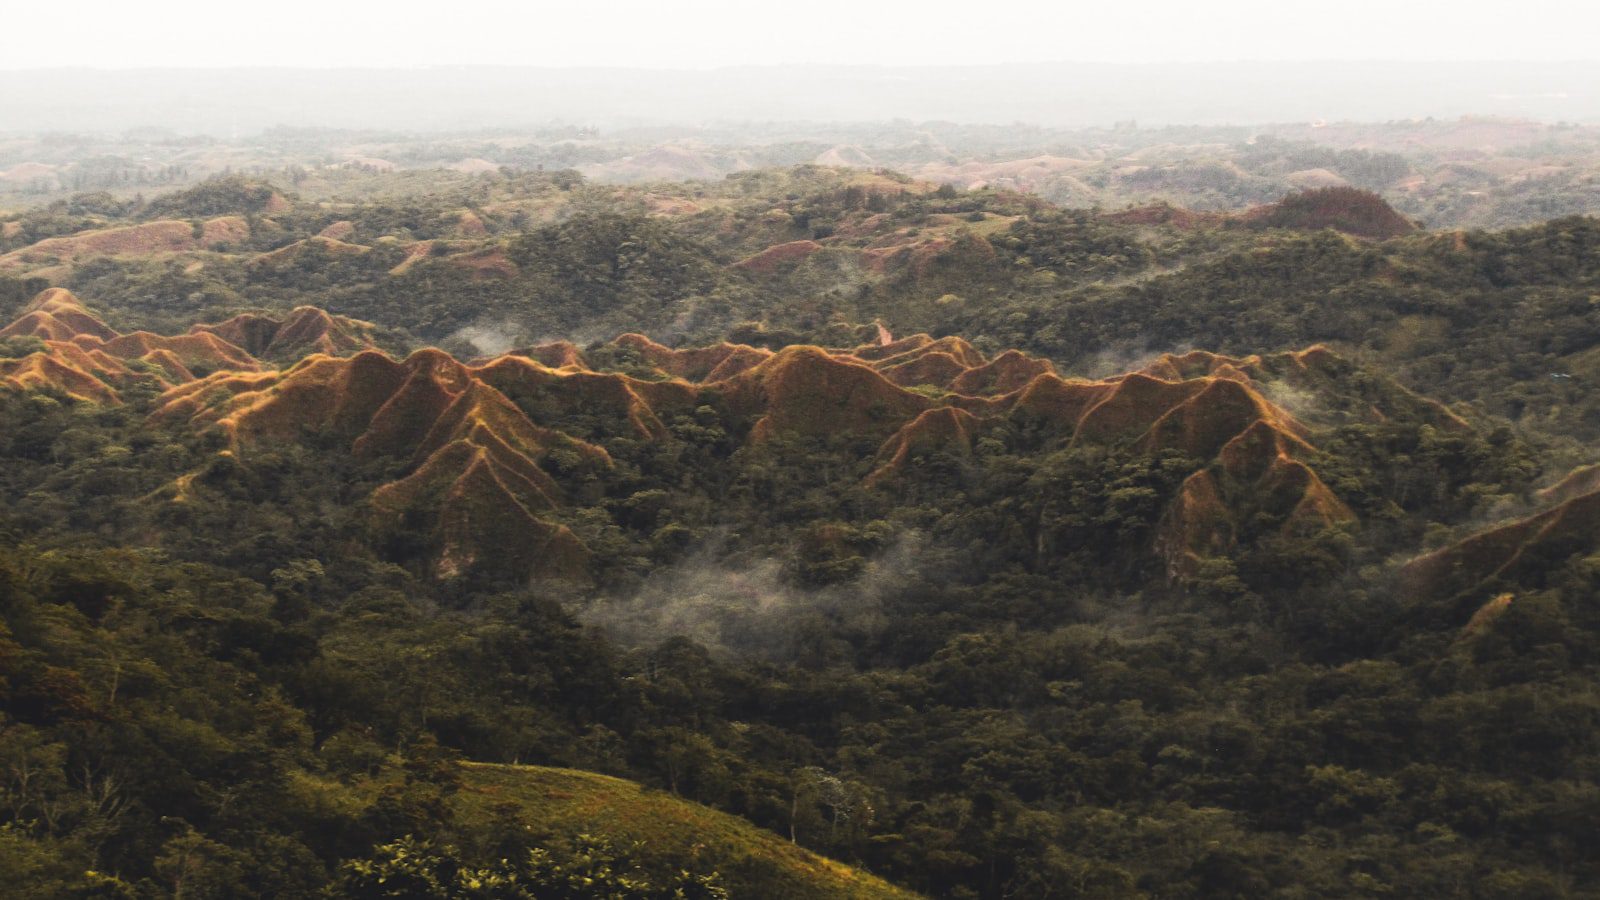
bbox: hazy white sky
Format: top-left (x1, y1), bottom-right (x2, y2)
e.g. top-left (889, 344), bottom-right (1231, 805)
top-left (4, 0), bottom-right (1598, 69)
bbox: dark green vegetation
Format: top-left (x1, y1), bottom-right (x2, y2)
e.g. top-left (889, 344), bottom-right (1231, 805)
top-left (3, 166), bottom-right (1600, 898)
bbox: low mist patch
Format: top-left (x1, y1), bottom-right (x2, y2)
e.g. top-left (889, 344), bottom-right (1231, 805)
top-left (577, 533), bottom-right (932, 663)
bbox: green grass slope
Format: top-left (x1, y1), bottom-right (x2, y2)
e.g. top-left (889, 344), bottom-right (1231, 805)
top-left (456, 763), bottom-right (921, 900)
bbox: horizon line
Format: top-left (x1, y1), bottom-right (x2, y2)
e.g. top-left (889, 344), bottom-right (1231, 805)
top-left (6, 59), bottom-right (1600, 73)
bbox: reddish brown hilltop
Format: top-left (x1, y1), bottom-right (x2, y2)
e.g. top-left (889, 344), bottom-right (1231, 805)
top-left (950, 350), bottom-right (1056, 394)
top-left (387, 240), bottom-right (520, 280)
top-left (0, 219), bottom-right (250, 273)
top-left (146, 322), bottom-right (1366, 581)
top-left (154, 348), bottom-right (608, 582)
top-left (610, 333), bottom-right (771, 382)
top-left (0, 289), bottom-right (263, 401)
top-left (733, 239), bottom-right (823, 275)
top-left (851, 335), bottom-right (988, 389)
top-left (0, 289), bottom-right (383, 403)
top-left (92, 331), bottom-right (260, 376)
top-left (1158, 420), bottom-right (1351, 578)
top-left (250, 235), bottom-right (371, 269)
top-left (1, 287), bottom-right (119, 342)
top-left (317, 220), bottom-right (357, 241)
top-left (577, 331), bottom-right (1381, 575)
top-left (1, 346), bottom-right (129, 404)
top-left (1243, 187), bottom-right (1419, 240)
top-left (721, 345), bottom-right (931, 442)
top-left (509, 341), bottom-right (587, 369)
top-left (1138, 346), bottom-right (1470, 432)
top-left (191, 306), bottom-right (381, 360)
top-left (4, 291), bottom-right (1463, 587)
top-left (474, 354), bottom-right (697, 441)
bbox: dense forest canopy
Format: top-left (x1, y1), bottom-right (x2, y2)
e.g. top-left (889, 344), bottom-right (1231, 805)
top-left (2, 154), bottom-right (1600, 899)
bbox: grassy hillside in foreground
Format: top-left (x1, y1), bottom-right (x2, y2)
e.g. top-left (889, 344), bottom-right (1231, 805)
top-left (455, 763), bottom-right (921, 900)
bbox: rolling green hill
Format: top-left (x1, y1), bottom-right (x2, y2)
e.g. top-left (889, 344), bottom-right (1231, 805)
top-left (455, 764), bottom-right (919, 900)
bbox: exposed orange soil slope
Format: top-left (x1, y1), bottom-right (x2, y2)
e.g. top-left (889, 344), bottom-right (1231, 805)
top-left (1, 350), bottom-right (129, 404)
top-left (455, 246), bottom-right (519, 279)
top-left (155, 349), bottom-right (610, 581)
top-left (722, 346), bottom-right (932, 442)
top-left (600, 332), bottom-right (1366, 575)
top-left (0, 219), bottom-right (249, 270)
top-left (867, 407), bottom-right (980, 486)
top-left (0, 289), bottom-right (262, 401)
top-left (200, 216), bottom-right (251, 246)
top-left (510, 341), bottom-right (586, 369)
top-left (1158, 420), bottom-right (1351, 577)
top-left (1536, 463), bottom-right (1600, 506)
top-left (191, 306), bottom-right (381, 360)
top-left (0, 288), bottom-right (119, 342)
top-left (733, 240), bottom-right (822, 274)
top-left (812, 340), bottom-right (1359, 571)
top-left (389, 240), bottom-right (437, 275)
top-left (1140, 347), bottom-right (1470, 432)
top-left (6, 291), bottom-right (1446, 586)
top-left (950, 350), bottom-right (1056, 394)
top-left (251, 236), bottom-right (371, 268)
top-left (611, 333), bottom-right (772, 382)
top-left (88, 331), bottom-right (260, 374)
top-left (387, 241), bottom-right (518, 279)
top-left (1399, 487), bottom-right (1600, 601)
top-left (318, 221), bottom-right (357, 241)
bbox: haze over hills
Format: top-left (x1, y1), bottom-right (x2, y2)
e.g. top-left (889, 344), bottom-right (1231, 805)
top-left (7, 111), bottom-right (1600, 233)
top-left (5, 61), bottom-right (1600, 135)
